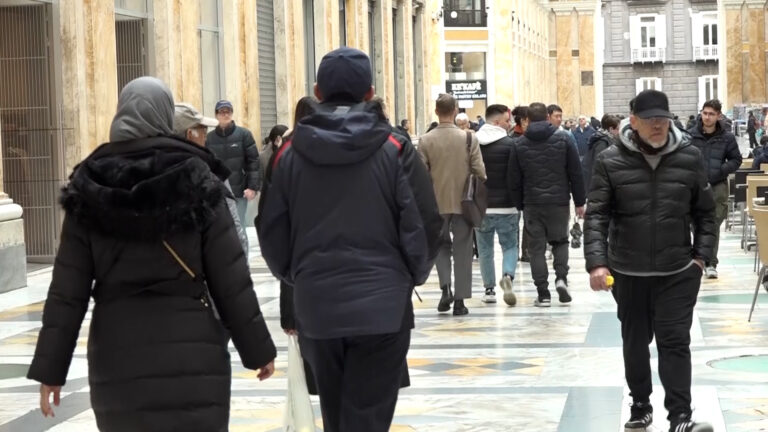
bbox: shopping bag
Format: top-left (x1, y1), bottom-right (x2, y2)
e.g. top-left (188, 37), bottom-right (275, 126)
top-left (283, 335), bottom-right (315, 432)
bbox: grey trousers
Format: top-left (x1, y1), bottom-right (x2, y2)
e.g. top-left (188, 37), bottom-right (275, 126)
top-left (524, 205), bottom-right (570, 298)
top-left (436, 214), bottom-right (474, 299)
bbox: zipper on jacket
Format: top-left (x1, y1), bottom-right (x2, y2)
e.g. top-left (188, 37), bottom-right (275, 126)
top-left (650, 167), bottom-right (657, 269)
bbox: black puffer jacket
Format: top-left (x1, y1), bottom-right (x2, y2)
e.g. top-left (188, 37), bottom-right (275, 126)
top-left (28, 137), bottom-right (276, 432)
top-left (582, 131), bottom-right (615, 193)
top-left (476, 124), bottom-right (516, 208)
top-left (584, 121), bottom-right (716, 274)
top-left (688, 119), bottom-right (742, 186)
top-left (509, 120), bottom-right (586, 208)
top-left (257, 101), bottom-right (440, 339)
top-left (206, 121), bottom-right (260, 195)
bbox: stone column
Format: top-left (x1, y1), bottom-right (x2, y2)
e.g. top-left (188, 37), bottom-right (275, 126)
top-left (0, 124), bottom-right (27, 292)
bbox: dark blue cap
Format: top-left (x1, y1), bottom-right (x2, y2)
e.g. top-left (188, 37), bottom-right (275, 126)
top-left (316, 47), bottom-right (373, 102)
top-left (215, 100), bottom-right (233, 113)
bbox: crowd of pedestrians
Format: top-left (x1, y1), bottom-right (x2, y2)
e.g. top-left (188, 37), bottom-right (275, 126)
top-left (25, 46), bottom-right (731, 432)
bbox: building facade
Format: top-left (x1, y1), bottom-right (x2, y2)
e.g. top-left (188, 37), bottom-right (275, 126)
top-left (601, 0), bottom-right (720, 118)
top-left (0, 0), bottom-right (434, 285)
top-left (434, 0), bottom-right (602, 120)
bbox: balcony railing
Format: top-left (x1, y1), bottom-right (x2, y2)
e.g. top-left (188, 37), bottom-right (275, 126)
top-left (631, 47), bottom-right (666, 63)
top-left (444, 9), bottom-right (486, 27)
top-left (693, 45), bottom-right (718, 61)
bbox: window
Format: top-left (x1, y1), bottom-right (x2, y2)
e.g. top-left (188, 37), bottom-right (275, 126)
top-left (692, 12), bottom-right (718, 61)
top-left (698, 75), bottom-right (718, 109)
top-left (393, 7), bottom-right (402, 122)
top-left (635, 77), bottom-right (662, 94)
top-left (199, 0), bottom-right (223, 118)
top-left (630, 14), bottom-right (666, 63)
top-left (444, 52), bottom-right (485, 81)
top-left (339, 0), bottom-right (346, 46)
top-left (115, 0), bottom-right (151, 92)
top-left (303, 0), bottom-right (316, 96)
top-left (443, 0), bottom-right (486, 28)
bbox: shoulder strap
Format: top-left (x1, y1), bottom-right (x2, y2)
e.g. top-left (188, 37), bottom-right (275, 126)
top-left (465, 131), bottom-right (472, 169)
top-left (162, 240), bottom-right (196, 279)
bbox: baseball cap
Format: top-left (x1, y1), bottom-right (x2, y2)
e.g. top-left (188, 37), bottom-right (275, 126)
top-left (215, 100), bottom-right (233, 113)
top-left (633, 90), bottom-right (673, 119)
top-left (316, 47), bottom-right (373, 102)
top-left (174, 103), bottom-right (218, 137)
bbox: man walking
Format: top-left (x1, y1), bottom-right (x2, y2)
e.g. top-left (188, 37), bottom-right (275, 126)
top-left (582, 114), bottom-right (620, 193)
top-left (475, 104), bottom-right (519, 305)
top-left (510, 102), bottom-right (585, 307)
top-left (205, 99), bottom-right (260, 251)
top-left (419, 93), bottom-right (486, 315)
top-left (585, 90), bottom-right (715, 432)
top-left (258, 47), bottom-right (440, 432)
top-left (688, 99), bottom-right (741, 279)
top-left (572, 115), bottom-right (596, 159)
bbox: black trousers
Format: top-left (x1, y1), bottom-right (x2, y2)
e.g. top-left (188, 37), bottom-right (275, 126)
top-left (299, 329), bottom-right (411, 432)
top-left (611, 265), bottom-right (701, 420)
top-left (749, 131), bottom-right (758, 148)
top-left (524, 205), bottom-right (570, 297)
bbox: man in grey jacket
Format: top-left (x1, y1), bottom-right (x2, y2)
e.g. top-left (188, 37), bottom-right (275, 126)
top-left (174, 103), bottom-right (248, 255)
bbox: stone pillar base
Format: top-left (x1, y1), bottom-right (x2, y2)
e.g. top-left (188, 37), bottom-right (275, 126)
top-left (0, 195), bottom-right (27, 293)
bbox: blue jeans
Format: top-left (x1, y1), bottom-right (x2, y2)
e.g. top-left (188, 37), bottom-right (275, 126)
top-left (475, 213), bottom-right (520, 289)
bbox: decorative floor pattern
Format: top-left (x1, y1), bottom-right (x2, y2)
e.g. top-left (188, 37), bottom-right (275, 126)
top-left (0, 222), bottom-right (767, 431)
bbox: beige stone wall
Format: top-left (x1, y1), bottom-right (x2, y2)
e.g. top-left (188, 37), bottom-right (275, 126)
top-left (723, 1), bottom-right (768, 109)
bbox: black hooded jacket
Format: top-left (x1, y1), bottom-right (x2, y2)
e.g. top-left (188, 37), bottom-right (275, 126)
top-left (688, 119), bottom-right (742, 186)
top-left (257, 101), bottom-right (441, 339)
top-left (509, 120), bottom-right (586, 208)
top-left (27, 137), bottom-right (276, 432)
top-left (581, 130), bottom-right (615, 193)
top-left (584, 121), bottom-right (716, 274)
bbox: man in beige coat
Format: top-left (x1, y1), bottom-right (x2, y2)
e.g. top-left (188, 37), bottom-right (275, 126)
top-left (418, 94), bottom-right (486, 315)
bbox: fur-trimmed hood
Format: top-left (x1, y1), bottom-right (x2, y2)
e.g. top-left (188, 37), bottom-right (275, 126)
top-left (61, 136), bottom-right (231, 240)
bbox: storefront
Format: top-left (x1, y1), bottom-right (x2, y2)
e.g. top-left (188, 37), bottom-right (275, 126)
top-left (445, 51), bottom-right (487, 120)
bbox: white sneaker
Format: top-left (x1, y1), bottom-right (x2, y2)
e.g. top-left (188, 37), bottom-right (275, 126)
top-left (482, 288), bottom-right (497, 303)
top-left (500, 274), bottom-right (516, 306)
top-left (555, 279), bottom-right (572, 304)
top-left (534, 297), bottom-right (551, 307)
top-left (705, 266), bottom-right (718, 279)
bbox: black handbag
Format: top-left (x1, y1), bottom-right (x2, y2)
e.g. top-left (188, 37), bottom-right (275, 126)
top-left (461, 131), bottom-right (488, 227)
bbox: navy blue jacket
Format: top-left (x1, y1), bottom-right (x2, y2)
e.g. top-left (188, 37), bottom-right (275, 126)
top-left (688, 119), bottom-right (742, 186)
top-left (257, 101), bottom-right (440, 339)
top-left (572, 125), bottom-right (596, 157)
top-left (510, 121), bottom-right (586, 209)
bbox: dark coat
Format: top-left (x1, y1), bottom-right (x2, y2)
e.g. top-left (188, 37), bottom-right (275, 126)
top-left (509, 121), bottom-right (586, 209)
top-left (583, 124), bottom-right (716, 274)
top-left (688, 119), bottom-right (742, 186)
top-left (257, 101), bottom-right (440, 340)
top-left (477, 128), bottom-right (516, 209)
top-left (206, 121), bottom-right (260, 196)
top-left (581, 131), bottom-right (615, 193)
top-left (572, 125), bottom-right (596, 156)
top-left (27, 137), bottom-right (276, 432)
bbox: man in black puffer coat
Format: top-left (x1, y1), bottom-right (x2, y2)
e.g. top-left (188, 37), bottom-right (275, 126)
top-left (510, 102), bottom-right (586, 307)
top-left (585, 90), bottom-right (715, 432)
top-left (688, 98), bottom-right (742, 279)
top-left (258, 47), bottom-right (441, 432)
top-left (205, 100), bottom-right (260, 243)
top-left (581, 114), bottom-right (620, 193)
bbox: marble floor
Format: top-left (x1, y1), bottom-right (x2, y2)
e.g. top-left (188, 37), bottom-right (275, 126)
top-left (0, 224), bottom-right (767, 432)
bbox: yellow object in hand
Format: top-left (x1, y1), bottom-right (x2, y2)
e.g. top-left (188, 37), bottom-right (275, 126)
top-left (605, 275), bottom-right (614, 287)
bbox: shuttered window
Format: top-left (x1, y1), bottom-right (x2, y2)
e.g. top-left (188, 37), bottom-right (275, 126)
top-left (257, 0), bottom-right (278, 139)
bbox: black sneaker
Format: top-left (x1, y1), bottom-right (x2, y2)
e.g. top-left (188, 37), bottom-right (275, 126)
top-left (453, 299), bottom-right (468, 316)
top-left (624, 401), bottom-right (653, 430)
top-left (668, 413), bottom-right (713, 432)
top-left (533, 296), bottom-right (551, 307)
top-left (437, 285), bottom-right (454, 312)
top-left (555, 279), bottom-right (572, 304)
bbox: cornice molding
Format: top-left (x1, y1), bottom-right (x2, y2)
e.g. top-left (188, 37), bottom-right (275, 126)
top-left (545, 1), bottom-right (600, 14)
top-left (720, 0), bottom-right (767, 7)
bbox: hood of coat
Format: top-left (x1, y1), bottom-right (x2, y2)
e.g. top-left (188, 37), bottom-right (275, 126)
top-left (290, 101), bottom-right (394, 166)
top-left (617, 118), bottom-right (689, 156)
top-left (61, 136), bottom-right (231, 240)
top-left (524, 120), bottom-right (558, 141)
top-left (476, 123), bottom-right (509, 145)
top-left (588, 130), bottom-right (615, 148)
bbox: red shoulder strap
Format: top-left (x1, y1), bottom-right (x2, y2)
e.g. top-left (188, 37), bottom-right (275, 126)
top-left (272, 139), bottom-right (292, 170)
top-left (387, 134), bottom-right (403, 155)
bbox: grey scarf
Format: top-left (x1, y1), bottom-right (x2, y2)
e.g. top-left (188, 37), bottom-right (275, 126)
top-left (109, 76), bottom-right (175, 142)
